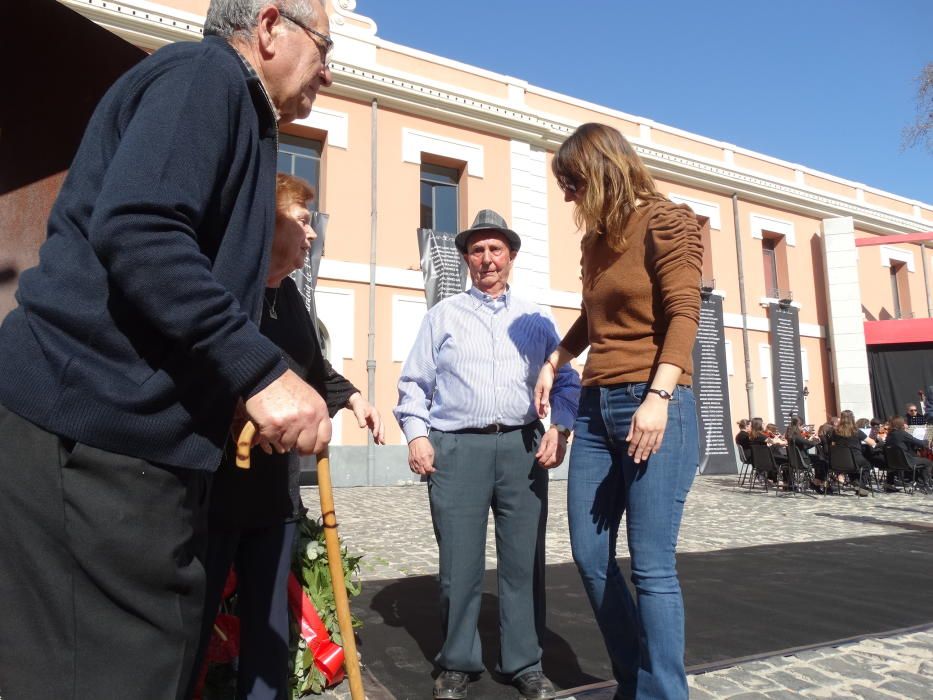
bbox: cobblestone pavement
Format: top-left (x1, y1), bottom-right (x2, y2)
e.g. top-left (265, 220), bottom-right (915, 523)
top-left (302, 476), bottom-right (933, 699)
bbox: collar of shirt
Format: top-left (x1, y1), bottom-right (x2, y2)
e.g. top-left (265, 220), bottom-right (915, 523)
top-left (466, 285), bottom-right (511, 311)
top-left (225, 40), bottom-right (281, 137)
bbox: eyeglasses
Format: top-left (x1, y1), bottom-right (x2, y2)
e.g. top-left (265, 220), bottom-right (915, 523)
top-left (557, 174), bottom-right (580, 194)
top-left (279, 10), bottom-right (333, 65)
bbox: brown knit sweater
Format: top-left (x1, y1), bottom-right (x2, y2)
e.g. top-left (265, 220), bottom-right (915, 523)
top-left (561, 200), bottom-right (703, 387)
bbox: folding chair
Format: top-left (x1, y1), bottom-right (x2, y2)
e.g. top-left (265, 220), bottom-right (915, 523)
top-left (749, 444), bottom-right (779, 494)
top-left (786, 445), bottom-right (816, 497)
top-left (883, 444), bottom-right (917, 495)
top-left (829, 445), bottom-right (876, 497)
top-left (734, 449), bottom-right (753, 490)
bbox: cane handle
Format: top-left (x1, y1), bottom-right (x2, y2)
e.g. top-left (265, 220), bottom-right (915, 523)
top-left (236, 420), bottom-right (257, 469)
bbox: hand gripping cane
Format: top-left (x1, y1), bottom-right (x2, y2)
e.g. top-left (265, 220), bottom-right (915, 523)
top-left (236, 422), bottom-right (365, 700)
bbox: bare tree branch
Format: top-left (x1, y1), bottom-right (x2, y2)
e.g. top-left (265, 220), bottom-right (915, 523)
top-left (903, 62), bottom-right (933, 154)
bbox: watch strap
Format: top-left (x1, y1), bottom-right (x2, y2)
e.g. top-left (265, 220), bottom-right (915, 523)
top-left (646, 388), bottom-right (673, 400)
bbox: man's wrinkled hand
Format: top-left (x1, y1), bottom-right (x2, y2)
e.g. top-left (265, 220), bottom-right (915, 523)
top-left (535, 428), bottom-right (567, 469)
top-left (408, 436), bottom-right (435, 475)
top-left (244, 368), bottom-right (331, 456)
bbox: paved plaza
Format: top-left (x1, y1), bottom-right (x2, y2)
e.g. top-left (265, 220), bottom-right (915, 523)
top-left (303, 475), bottom-right (933, 699)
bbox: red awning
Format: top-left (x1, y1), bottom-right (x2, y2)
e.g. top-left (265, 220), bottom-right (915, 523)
top-left (863, 318), bottom-right (933, 345)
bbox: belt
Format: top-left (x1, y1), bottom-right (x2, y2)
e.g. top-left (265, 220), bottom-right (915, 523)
top-left (448, 421), bottom-right (534, 435)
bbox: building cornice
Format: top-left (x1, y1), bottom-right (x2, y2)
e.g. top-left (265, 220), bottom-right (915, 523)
top-left (327, 65), bottom-right (573, 147)
top-left (635, 145), bottom-right (923, 235)
top-left (59, 0), bottom-right (203, 49)
top-left (328, 65), bottom-right (926, 235)
top-left (59, 0), bottom-right (930, 236)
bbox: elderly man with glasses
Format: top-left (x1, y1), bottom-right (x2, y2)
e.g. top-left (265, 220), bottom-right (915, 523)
top-left (0, 2), bottom-right (338, 698)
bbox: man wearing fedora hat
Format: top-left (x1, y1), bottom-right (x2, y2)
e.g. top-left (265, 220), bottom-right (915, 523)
top-left (395, 209), bottom-right (580, 699)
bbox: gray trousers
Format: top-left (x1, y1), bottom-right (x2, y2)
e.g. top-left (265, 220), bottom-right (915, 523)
top-left (428, 423), bottom-right (548, 678)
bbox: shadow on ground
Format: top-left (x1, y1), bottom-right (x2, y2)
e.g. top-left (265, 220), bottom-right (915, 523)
top-left (353, 531), bottom-right (933, 699)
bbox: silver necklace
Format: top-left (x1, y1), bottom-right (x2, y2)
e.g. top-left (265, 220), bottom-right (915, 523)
top-left (265, 288), bottom-right (279, 320)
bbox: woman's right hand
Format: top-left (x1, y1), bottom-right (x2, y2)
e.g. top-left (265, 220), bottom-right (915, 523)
top-left (534, 362), bottom-right (555, 418)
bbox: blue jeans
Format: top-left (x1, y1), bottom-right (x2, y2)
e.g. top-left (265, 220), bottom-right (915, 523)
top-left (568, 384), bottom-right (698, 700)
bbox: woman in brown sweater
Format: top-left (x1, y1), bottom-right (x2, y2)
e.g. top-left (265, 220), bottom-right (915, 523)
top-left (535, 123), bottom-right (702, 699)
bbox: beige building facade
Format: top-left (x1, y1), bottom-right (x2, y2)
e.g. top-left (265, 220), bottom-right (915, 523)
top-left (43, 1), bottom-right (933, 482)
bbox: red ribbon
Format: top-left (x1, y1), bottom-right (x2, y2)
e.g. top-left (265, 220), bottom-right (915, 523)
top-left (287, 572), bottom-right (346, 685)
top-left (193, 568), bottom-right (346, 699)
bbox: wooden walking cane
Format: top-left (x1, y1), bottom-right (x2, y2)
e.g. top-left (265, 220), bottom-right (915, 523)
top-left (236, 423), bottom-right (366, 700)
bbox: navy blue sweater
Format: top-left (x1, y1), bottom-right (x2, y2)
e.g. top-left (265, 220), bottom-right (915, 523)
top-left (0, 36), bottom-right (288, 470)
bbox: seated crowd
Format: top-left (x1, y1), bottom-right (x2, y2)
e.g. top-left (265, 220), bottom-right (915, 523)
top-left (734, 400), bottom-right (933, 495)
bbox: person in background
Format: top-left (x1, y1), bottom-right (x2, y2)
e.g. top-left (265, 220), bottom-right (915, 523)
top-left (395, 209), bottom-right (581, 700)
top-left (747, 418), bottom-right (786, 483)
top-left (784, 416), bottom-right (822, 491)
top-left (814, 418), bottom-right (839, 491)
top-left (735, 418), bottom-right (752, 462)
top-left (868, 418), bottom-right (886, 442)
top-left (748, 418), bottom-right (770, 446)
top-left (190, 174), bottom-right (384, 700)
top-left (923, 385), bottom-right (933, 423)
top-left (534, 122), bottom-right (702, 700)
top-left (765, 422), bottom-right (789, 464)
top-left (885, 415), bottom-right (933, 492)
top-left (860, 418), bottom-right (887, 473)
top-left (829, 410), bottom-right (874, 496)
top-left (0, 2), bottom-right (335, 696)
top-left (905, 403), bottom-right (925, 426)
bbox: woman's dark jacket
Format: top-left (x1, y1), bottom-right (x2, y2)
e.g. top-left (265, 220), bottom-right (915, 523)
top-left (209, 278), bottom-right (358, 530)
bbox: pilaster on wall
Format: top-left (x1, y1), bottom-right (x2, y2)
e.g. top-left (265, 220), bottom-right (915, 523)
top-left (821, 216), bottom-right (872, 418)
top-left (509, 140), bottom-right (550, 296)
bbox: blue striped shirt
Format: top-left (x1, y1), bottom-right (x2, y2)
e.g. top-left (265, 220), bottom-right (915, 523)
top-left (394, 287), bottom-right (581, 442)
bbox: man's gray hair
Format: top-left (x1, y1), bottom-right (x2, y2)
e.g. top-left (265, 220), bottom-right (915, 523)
top-left (204, 0), bottom-right (320, 40)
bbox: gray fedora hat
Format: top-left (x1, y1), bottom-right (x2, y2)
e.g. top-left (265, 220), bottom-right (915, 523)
top-left (454, 209), bottom-right (522, 253)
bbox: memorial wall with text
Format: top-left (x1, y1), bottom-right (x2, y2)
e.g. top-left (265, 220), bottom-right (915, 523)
top-left (691, 293), bottom-right (737, 474)
top-left (768, 303), bottom-right (805, 431)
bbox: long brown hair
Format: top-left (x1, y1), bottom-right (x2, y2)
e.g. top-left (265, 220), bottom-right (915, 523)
top-left (835, 409), bottom-right (857, 438)
top-left (552, 123), bottom-right (665, 251)
top-left (749, 417), bottom-right (766, 440)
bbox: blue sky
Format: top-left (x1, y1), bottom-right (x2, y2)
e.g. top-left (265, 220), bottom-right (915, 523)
top-left (363, 0), bottom-right (932, 206)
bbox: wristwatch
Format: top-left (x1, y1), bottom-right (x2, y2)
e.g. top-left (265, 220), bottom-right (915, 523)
top-left (551, 424), bottom-right (572, 438)
top-left (646, 388), bottom-right (673, 400)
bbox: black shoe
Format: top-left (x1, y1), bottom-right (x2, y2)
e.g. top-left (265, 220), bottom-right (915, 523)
top-left (434, 670), bottom-right (470, 699)
top-left (512, 671), bottom-right (556, 700)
